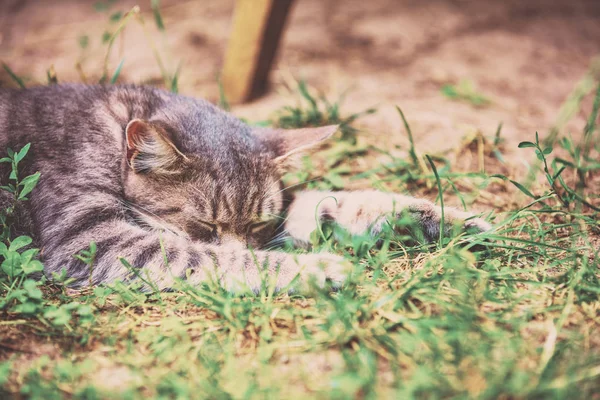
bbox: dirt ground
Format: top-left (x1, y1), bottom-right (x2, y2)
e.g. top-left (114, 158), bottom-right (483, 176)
top-left (1, 0), bottom-right (599, 160)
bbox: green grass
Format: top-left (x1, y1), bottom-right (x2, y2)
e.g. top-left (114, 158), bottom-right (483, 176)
top-left (441, 79), bottom-right (492, 108)
top-left (1, 2), bottom-right (600, 398)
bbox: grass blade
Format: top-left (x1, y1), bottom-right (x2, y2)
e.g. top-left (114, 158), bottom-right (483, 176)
top-left (583, 84), bottom-right (600, 156)
top-left (151, 0), bottom-right (165, 31)
top-left (1, 63), bottom-right (26, 88)
top-left (110, 58), bottom-right (125, 84)
top-left (426, 155), bottom-right (444, 247)
top-left (46, 65), bottom-right (58, 85)
top-left (395, 106), bottom-right (418, 168)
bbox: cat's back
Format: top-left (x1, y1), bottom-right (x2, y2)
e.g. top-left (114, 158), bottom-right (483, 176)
top-left (0, 85), bottom-right (108, 148)
top-left (0, 84), bottom-right (164, 194)
top-left (0, 84), bottom-right (262, 175)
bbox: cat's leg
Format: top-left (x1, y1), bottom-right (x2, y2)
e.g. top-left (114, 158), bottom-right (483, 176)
top-left (43, 218), bottom-right (350, 293)
top-left (284, 190), bottom-right (491, 247)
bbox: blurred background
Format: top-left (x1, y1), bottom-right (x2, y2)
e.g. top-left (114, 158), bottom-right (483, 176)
top-left (1, 0), bottom-right (599, 159)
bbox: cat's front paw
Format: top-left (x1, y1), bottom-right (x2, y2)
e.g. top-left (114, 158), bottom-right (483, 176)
top-left (297, 253), bottom-right (352, 291)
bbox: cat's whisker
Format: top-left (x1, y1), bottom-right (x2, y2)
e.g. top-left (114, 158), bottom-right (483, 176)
top-left (264, 212), bottom-right (287, 221)
top-left (274, 177), bottom-right (323, 196)
top-left (270, 229), bottom-right (289, 240)
top-left (263, 228), bottom-right (292, 249)
top-left (263, 234), bottom-right (291, 250)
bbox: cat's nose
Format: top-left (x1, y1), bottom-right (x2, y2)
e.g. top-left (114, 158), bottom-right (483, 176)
top-left (219, 233), bottom-right (247, 247)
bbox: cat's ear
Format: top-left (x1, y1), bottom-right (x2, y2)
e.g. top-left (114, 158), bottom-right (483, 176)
top-left (256, 125), bottom-right (338, 165)
top-left (125, 119), bottom-right (187, 174)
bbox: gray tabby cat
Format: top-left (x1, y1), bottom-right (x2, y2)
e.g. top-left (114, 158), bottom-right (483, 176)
top-left (0, 84), bottom-right (490, 293)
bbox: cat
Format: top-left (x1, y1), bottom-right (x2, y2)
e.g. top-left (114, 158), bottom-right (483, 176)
top-left (0, 84), bottom-right (491, 293)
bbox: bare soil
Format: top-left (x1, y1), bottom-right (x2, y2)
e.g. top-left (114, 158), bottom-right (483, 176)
top-left (1, 0), bottom-right (599, 158)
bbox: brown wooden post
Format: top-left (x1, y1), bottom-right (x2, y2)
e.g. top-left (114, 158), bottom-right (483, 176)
top-left (221, 0), bottom-right (294, 104)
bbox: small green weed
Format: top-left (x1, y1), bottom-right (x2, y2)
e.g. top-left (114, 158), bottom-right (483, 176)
top-left (0, 145), bottom-right (95, 341)
top-left (442, 79), bottom-right (492, 107)
top-left (272, 80), bottom-right (376, 144)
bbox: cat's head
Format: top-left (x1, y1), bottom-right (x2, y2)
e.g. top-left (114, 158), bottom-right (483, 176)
top-left (122, 117), bottom-right (337, 248)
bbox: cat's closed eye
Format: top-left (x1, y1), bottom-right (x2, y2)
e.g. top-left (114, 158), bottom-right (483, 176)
top-left (186, 220), bottom-right (217, 240)
top-left (198, 220), bottom-right (217, 232)
top-left (247, 221), bottom-right (272, 235)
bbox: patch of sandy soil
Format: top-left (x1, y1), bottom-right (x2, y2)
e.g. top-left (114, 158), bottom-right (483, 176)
top-left (0, 0), bottom-right (599, 162)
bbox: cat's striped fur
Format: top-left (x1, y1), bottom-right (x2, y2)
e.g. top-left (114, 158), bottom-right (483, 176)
top-left (0, 85), bottom-right (490, 293)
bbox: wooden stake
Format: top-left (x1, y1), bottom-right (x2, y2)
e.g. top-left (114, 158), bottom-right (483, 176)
top-left (222, 0), bottom-right (294, 104)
